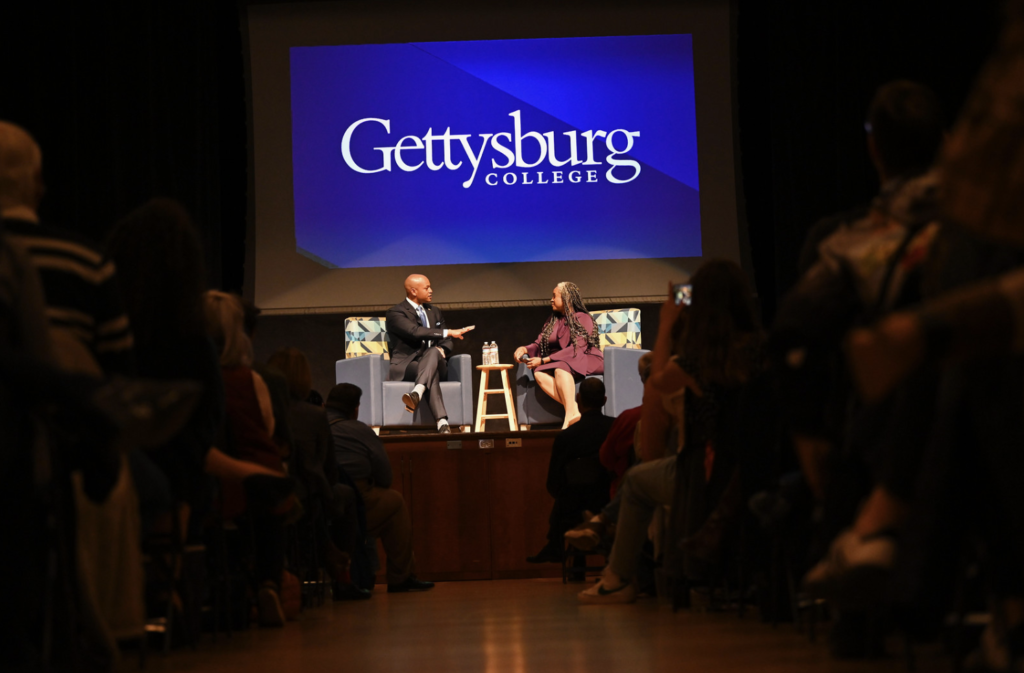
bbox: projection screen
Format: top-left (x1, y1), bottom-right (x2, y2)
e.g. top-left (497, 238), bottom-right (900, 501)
top-left (245, 1), bottom-right (743, 313)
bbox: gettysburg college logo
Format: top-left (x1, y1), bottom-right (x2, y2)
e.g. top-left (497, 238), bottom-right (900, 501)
top-left (340, 110), bottom-right (641, 188)
top-left (288, 34), bottom-right (701, 269)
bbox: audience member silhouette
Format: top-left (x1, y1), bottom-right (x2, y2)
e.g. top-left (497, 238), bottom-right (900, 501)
top-left (527, 377), bottom-right (615, 564)
top-left (325, 382), bottom-right (434, 593)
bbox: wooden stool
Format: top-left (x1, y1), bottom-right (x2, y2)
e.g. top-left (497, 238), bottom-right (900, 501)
top-left (475, 364), bottom-right (517, 432)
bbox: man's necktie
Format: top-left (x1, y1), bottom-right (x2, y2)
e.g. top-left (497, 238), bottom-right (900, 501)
top-left (417, 305), bottom-right (432, 347)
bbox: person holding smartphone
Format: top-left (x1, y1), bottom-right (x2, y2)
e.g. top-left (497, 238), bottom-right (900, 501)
top-left (513, 282), bottom-right (604, 429)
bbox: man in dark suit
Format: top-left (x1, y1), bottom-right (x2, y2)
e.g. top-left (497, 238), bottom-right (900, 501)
top-left (385, 274), bottom-right (472, 433)
top-left (528, 377), bottom-right (615, 563)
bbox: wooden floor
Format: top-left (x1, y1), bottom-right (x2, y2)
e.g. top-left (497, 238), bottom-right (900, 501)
top-left (141, 579), bottom-right (948, 673)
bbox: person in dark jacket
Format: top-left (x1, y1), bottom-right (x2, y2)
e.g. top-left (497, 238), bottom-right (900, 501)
top-left (325, 383), bottom-right (434, 593)
top-left (268, 347), bottom-right (370, 600)
top-left (528, 377), bottom-right (615, 564)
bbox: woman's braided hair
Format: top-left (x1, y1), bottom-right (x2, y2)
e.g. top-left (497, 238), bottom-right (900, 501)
top-left (539, 281), bottom-right (601, 357)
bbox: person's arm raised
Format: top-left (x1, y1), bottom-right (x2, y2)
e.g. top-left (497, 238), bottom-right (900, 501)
top-left (648, 282), bottom-right (702, 397)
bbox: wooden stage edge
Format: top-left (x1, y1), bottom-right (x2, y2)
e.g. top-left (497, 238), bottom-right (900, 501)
top-left (373, 425), bottom-right (569, 582)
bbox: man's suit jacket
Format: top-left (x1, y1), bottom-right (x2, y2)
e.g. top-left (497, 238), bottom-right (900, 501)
top-left (384, 300), bottom-right (454, 381)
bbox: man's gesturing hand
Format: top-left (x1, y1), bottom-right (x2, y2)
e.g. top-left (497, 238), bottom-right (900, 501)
top-left (449, 327), bottom-right (471, 339)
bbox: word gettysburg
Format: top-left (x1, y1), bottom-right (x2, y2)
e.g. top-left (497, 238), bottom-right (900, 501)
top-left (340, 110), bottom-right (641, 188)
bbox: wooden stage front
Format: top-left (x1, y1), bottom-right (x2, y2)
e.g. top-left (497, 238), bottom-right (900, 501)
top-left (374, 428), bottom-right (565, 582)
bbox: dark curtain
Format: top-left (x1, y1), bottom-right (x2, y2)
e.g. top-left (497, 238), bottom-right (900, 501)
top-left (1, 0), bottom-right (247, 291)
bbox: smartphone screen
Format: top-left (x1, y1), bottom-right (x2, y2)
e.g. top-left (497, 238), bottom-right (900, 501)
top-left (673, 283), bottom-right (692, 306)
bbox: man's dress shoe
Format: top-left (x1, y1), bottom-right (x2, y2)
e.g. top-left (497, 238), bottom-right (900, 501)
top-left (387, 576), bottom-right (435, 593)
top-left (439, 424), bottom-right (452, 434)
top-left (402, 391), bottom-right (420, 412)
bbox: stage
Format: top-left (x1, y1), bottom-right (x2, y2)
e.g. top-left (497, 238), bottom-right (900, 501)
top-left (372, 428), bottom-right (571, 582)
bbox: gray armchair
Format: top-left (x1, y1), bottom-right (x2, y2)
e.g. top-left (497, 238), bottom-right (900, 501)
top-left (335, 317), bottom-right (473, 431)
top-left (515, 346), bottom-right (649, 428)
top-left (514, 308), bottom-right (647, 428)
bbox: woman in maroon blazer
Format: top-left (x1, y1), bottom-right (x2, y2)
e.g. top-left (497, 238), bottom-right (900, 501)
top-left (514, 282), bottom-right (604, 428)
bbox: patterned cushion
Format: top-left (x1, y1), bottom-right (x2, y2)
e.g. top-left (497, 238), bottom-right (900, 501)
top-left (344, 317), bottom-right (390, 359)
top-left (591, 308), bottom-right (642, 351)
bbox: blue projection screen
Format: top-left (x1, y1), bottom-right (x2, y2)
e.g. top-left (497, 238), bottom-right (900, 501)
top-left (289, 35), bottom-right (701, 270)
top-left (246, 2), bottom-right (742, 312)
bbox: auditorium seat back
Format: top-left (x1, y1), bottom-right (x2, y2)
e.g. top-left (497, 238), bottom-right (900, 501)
top-left (337, 315), bottom-right (473, 430)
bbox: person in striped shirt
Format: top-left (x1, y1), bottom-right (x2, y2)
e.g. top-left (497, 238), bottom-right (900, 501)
top-left (0, 120), bottom-right (133, 376)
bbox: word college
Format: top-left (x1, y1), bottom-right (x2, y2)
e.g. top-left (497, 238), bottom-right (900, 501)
top-left (340, 110), bottom-right (642, 188)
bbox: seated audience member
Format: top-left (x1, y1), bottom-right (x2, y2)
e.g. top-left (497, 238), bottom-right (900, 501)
top-left (325, 383), bottom-right (434, 593)
top-left (0, 226), bottom-right (65, 668)
top-left (0, 121), bottom-right (134, 379)
top-left (811, 30), bottom-right (1024, 666)
top-left (108, 199), bottom-right (294, 521)
top-left (579, 260), bottom-right (762, 604)
top-left (241, 298), bottom-right (293, 454)
top-left (267, 347), bottom-right (371, 600)
top-left (527, 378), bottom-right (615, 564)
top-left (601, 353), bottom-right (652, 494)
top-left (106, 198), bottom-right (220, 522)
top-left (771, 80), bottom-right (945, 506)
top-left (1, 120), bottom-right (131, 506)
top-left (514, 282), bottom-right (604, 429)
top-left (205, 289), bottom-right (297, 626)
top-left (0, 230), bottom-right (202, 669)
top-left (762, 80), bottom-right (948, 658)
top-left (1, 120), bottom-right (151, 664)
top-left (565, 352), bottom-right (652, 552)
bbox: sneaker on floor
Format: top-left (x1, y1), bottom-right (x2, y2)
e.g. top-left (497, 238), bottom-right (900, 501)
top-left (257, 582), bottom-right (286, 627)
top-left (578, 572), bottom-right (636, 604)
top-left (803, 529), bottom-right (895, 609)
